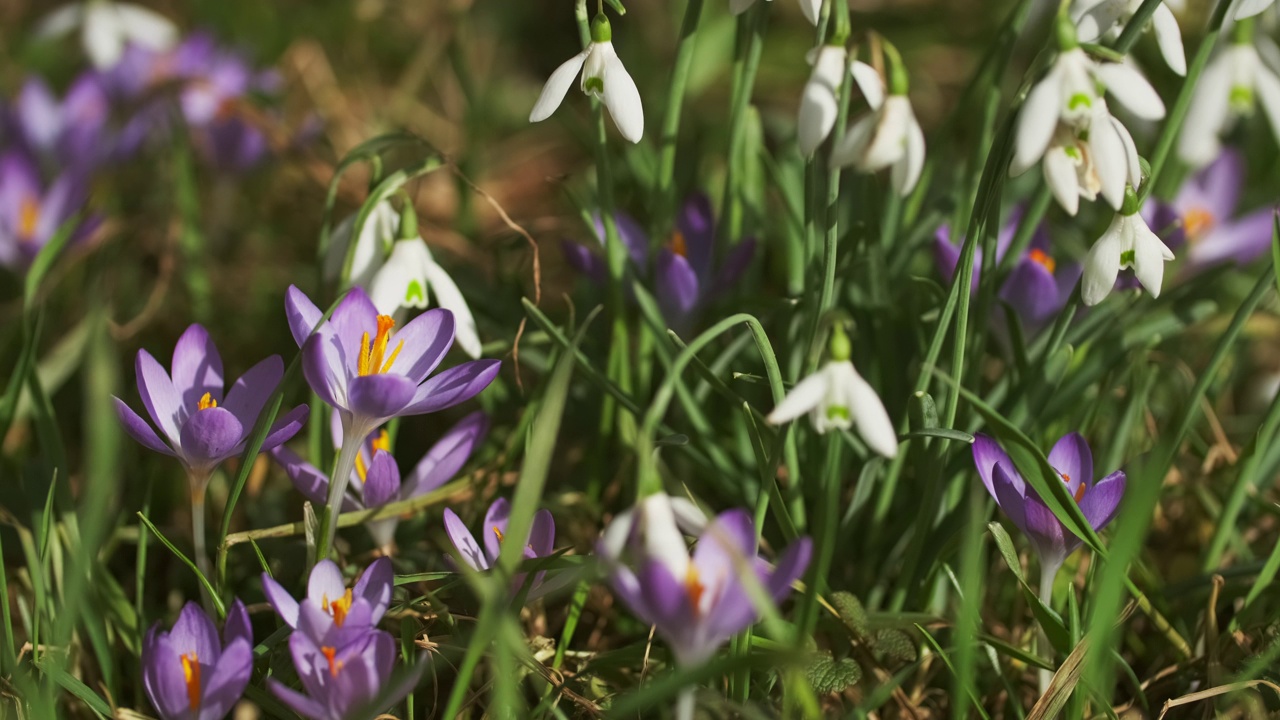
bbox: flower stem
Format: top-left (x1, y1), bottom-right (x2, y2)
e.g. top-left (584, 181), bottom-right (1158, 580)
top-left (675, 687), bottom-right (695, 720)
top-left (316, 425), bottom-right (367, 562)
top-left (1037, 559), bottom-right (1061, 697)
top-left (654, 0), bottom-right (706, 224)
top-left (720, 4), bottom-right (768, 242)
top-left (796, 436), bottom-right (843, 637)
top-left (188, 473), bottom-right (214, 614)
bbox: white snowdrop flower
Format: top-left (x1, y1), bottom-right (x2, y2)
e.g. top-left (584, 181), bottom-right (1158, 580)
top-left (1178, 41), bottom-right (1280, 168)
top-left (1042, 101), bottom-right (1142, 215)
top-left (798, 45), bottom-right (848, 156)
top-left (830, 58), bottom-right (926, 196)
top-left (767, 327), bottom-right (898, 457)
top-left (1082, 189), bottom-right (1175, 305)
top-left (1073, 0), bottom-right (1186, 76)
top-left (369, 238), bottom-right (483, 359)
top-left (36, 0), bottom-right (177, 69)
top-left (1013, 44), bottom-right (1164, 174)
top-left (1233, 0), bottom-right (1275, 21)
top-left (529, 15), bottom-right (644, 143)
top-left (729, 0), bottom-right (821, 25)
top-left (323, 200), bottom-right (400, 289)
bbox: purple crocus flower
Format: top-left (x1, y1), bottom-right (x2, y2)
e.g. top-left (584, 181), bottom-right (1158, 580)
top-left (934, 212), bottom-right (1079, 341)
top-left (442, 498), bottom-right (558, 601)
top-left (7, 75), bottom-right (110, 171)
top-left (1143, 149), bottom-right (1275, 273)
top-left (262, 558), bottom-right (392, 650)
top-left (598, 493), bottom-right (812, 667)
top-left (142, 600), bottom-right (253, 720)
top-left (972, 432), bottom-right (1126, 575)
top-left (0, 151), bottom-right (97, 272)
top-left (268, 627), bottom-right (420, 720)
top-left (113, 323), bottom-right (310, 487)
top-left (271, 411), bottom-right (489, 550)
top-left (563, 194), bottom-right (756, 329)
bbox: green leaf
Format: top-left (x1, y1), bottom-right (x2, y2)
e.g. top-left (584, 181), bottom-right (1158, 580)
top-left (901, 428), bottom-right (975, 444)
top-left (874, 629), bottom-right (918, 663)
top-left (988, 521), bottom-right (1025, 583)
top-left (805, 655), bottom-right (863, 694)
top-left (831, 591), bottom-right (869, 638)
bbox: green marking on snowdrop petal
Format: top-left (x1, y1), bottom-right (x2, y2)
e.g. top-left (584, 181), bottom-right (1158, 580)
top-left (405, 280), bottom-right (425, 304)
top-left (826, 405), bottom-right (850, 422)
top-left (1063, 145), bottom-right (1081, 161)
top-left (1120, 249), bottom-right (1136, 266)
top-left (584, 76), bottom-right (605, 95)
top-left (1229, 86), bottom-right (1254, 110)
top-left (1067, 93), bottom-right (1092, 111)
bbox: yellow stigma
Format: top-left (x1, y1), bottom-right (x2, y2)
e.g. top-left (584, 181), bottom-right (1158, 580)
top-left (357, 315), bottom-right (404, 377)
top-left (321, 588), bottom-right (354, 628)
top-left (181, 652), bottom-right (201, 711)
top-left (18, 197), bottom-right (39, 240)
top-left (1184, 208), bottom-right (1214, 241)
top-left (354, 430), bottom-right (392, 483)
top-left (670, 230), bottom-right (688, 258)
top-left (493, 526), bottom-right (505, 544)
top-left (1028, 248), bottom-right (1056, 274)
top-left (685, 565), bottom-right (705, 616)
top-left (321, 646), bottom-right (343, 678)
top-left (197, 392), bottom-right (217, 411)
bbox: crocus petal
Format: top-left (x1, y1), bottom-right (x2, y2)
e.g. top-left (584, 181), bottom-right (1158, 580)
top-left (1047, 433), bottom-right (1093, 497)
top-left (169, 601), bottom-right (221, 663)
top-left (637, 559), bottom-right (691, 630)
top-left (529, 509), bottom-right (556, 558)
top-left (302, 332), bottom-right (347, 410)
top-left (692, 509), bottom-right (757, 588)
top-left (223, 599), bottom-right (253, 648)
top-left (136, 349), bottom-right (183, 446)
top-left (999, 259), bottom-right (1061, 334)
top-left (285, 285), bottom-right (325, 348)
top-left (767, 536), bottom-right (813, 602)
top-left (353, 557), bottom-right (393, 623)
top-left (258, 404), bottom-right (310, 453)
top-left (221, 355), bottom-right (284, 429)
top-left (972, 434), bottom-right (1018, 500)
top-left (1096, 62), bottom-right (1166, 120)
top-left (268, 678), bottom-right (327, 720)
top-left (562, 239), bottom-right (607, 281)
top-left (593, 212), bottom-right (650, 267)
top-left (1079, 470), bottom-right (1126, 530)
top-left (766, 371), bottom-right (830, 426)
top-left (602, 48), bottom-right (644, 143)
top-left (403, 411), bottom-right (488, 498)
top-left (403, 359), bottom-right (501, 415)
top-left (361, 452), bottom-right (401, 508)
top-left (114, 397), bottom-right (176, 455)
top-left (1151, 4), bottom-right (1187, 76)
top-left (1189, 210), bottom-right (1276, 268)
top-left (711, 238), bottom-right (757, 297)
top-left (1021, 492), bottom-right (1074, 565)
top-left (200, 637), bottom-right (252, 720)
top-left (179, 407), bottom-right (245, 468)
top-left (143, 633), bottom-right (191, 720)
top-left (444, 508), bottom-right (489, 571)
top-left (483, 498), bottom-right (513, 564)
top-left (170, 324), bottom-right (225, 412)
top-left (530, 49), bottom-right (590, 123)
top-left (655, 250), bottom-right (701, 324)
top-left (1195, 148), bottom-right (1245, 220)
top-left (271, 446), bottom-right (346, 509)
top-left (306, 560), bottom-right (349, 610)
top-left (329, 288), bottom-right (380, 375)
top-left (262, 574), bottom-right (300, 628)
top-left (991, 462), bottom-right (1030, 536)
top-left (1014, 69), bottom-right (1062, 173)
top-left (347, 373), bottom-right (417, 422)
top-left (391, 307), bottom-right (456, 382)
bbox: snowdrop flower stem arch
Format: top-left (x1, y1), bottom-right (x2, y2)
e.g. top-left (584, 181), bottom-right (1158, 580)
top-left (636, 314), bottom-right (786, 500)
top-left (1111, 0), bottom-right (1169, 54)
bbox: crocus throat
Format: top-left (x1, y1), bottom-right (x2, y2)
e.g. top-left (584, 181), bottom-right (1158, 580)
top-left (1184, 208), bottom-right (1214, 240)
top-left (685, 565), bottom-right (705, 616)
top-left (321, 646), bottom-right (343, 678)
top-left (355, 430), bottom-right (392, 482)
top-left (1028, 248), bottom-right (1056, 274)
top-left (197, 392), bottom-right (218, 411)
top-left (321, 588), bottom-right (354, 627)
top-left (670, 231), bottom-right (688, 258)
top-left (357, 315), bottom-right (404, 376)
top-left (18, 197), bottom-right (39, 240)
top-left (180, 652), bottom-right (201, 711)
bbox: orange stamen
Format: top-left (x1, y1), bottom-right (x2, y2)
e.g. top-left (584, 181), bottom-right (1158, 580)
top-left (1028, 248), bottom-right (1056, 274)
top-left (197, 392), bottom-right (217, 411)
top-left (181, 652), bottom-right (201, 711)
top-left (685, 566), bottom-right (705, 616)
top-left (321, 646), bottom-right (343, 677)
top-left (1074, 484), bottom-right (1087, 503)
top-left (321, 589), bottom-right (354, 628)
top-left (493, 526), bottom-right (505, 544)
top-left (18, 197), bottom-right (39, 240)
top-left (357, 315), bottom-right (404, 376)
top-left (670, 230), bottom-right (688, 258)
top-left (1184, 208), bottom-right (1214, 240)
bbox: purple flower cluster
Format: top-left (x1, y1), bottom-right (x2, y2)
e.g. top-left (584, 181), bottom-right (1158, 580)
top-left (142, 601), bottom-right (253, 720)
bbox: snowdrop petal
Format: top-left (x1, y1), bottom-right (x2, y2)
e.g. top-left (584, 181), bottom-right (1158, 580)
top-left (891, 115), bottom-right (926, 196)
top-left (851, 61), bottom-right (885, 110)
top-left (1043, 146), bottom-right (1082, 216)
top-left (1082, 217), bottom-right (1127, 306)
top-left (603, 49), bottom-right (645, 142)
top-left (115, 3), bottom-right (178, 51)
top-left (530, 49), bottom-right (590, 123)
top-left (1095, 62), bottom-right (1166, 120)
top-left (861, 98), bottom-right (910, 171)
top-left (1177, 57), bottom-right (1231, 166)
top-left (35, 4), bottom-right (81, 38)
top-left (841, 364), bottom-right (898, 458)
top-left (798, 47), bottom-right (846, 156)
top-left (1151, 4), bottom-right (1187, 76)
top-left (1131, 223), bottom-right (1171, 297)
top-left (829, 113), bottom-right (876, 167)
top-left (767, 371), bottom-right (829, 426)
top-left (1014, 70), bottom-right (1062, 174)
top-left (1110, 115), bottom-right (1142, 189)
top-left (82, 6), bottom-right (124, 68)
top-left (1234, 0), bottom-right (1275, 20)
top-left (798, 0), bottom-right (822, 25)
top-left (422, 259), bottom-right (482, 359)
top-left (1253, 65), bottom-right (1280, 146)
top-left (1090, 119), bottom-right (1128, 210)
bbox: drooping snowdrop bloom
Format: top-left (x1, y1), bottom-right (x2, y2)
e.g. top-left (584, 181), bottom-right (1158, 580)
top-left (972, 433), bottom-right (1125, 576)
top-left (729, 0), bottom-right (821, 25)
top-left (284, 285), bottom-right (499, 553)
top-left (1177, 37), bottom-right (1280, 168)
top-left (798, 45), bottom-right (848, 155)
top-left (830, 57), bottom-right (926, 196)
top-left (269, 628), bottom-right (421, 720)
top-left (598, 492), bottom-right (812, 668)
top-left (529, 15), bottom-right (643, 143)
top-left (1144, 149), bottom-right (1275, 271)
top-left (323, 200), bottom-right (399, 291)
top-left (142, 600), bottom-right (253, 720)
top-left (1082, 188), bottom-right (1176, 305)
top-left (369, 238), bottom-right (482, 358)
top-left (443, 498), bottom-right (564, 602)
top-left (262, 558), bottom-right (393, 650)
top-left (272, 411), bottom-right (488, 550)
top-left (767, 326), bottom-right (898, 457)
top-left (36, 0), bottom-right (178, 69)
top-left (1012, 18), bottom-right (1165, 176)
top-left (0, 152), bottom-right (99, 273)
top-left (1038, 101), bottom-right (1143, 215)
top-left (1073, 0), bottom-right (1186, 75)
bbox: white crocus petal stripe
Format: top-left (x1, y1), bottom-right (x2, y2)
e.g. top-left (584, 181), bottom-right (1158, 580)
top-left (530, 49), bottom-right (591, 123)
top-left (798, 46), bottom-right (847, 156)
top-left (1082, 212), bottom-right (1175, 305)
top-left (530, 42), bottom-right (643, 143)
top-left (1234, 0), bottom-right (1275, 20)
top-left (798, 0), bottom-right (821, 25)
